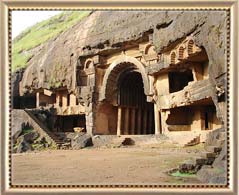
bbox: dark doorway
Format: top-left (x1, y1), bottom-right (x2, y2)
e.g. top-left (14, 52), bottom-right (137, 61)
top-left (117, 70), bottom-right (155, 135)
top-left (55, 115), bottom-right (86, 132)
top-left (205, 112), bottom-right (209, 129)
top-left (168, 69), bottom-right (194, 93)
top-left (13, 95), bottom-right (36, 109)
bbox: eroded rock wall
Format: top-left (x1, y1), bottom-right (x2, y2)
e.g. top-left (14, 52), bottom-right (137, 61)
top-left (18, 11), bottom-right (228, 123)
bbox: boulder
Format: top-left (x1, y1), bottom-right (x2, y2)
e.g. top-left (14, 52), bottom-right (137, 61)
top-left (121, 138), bottom-right (135, 146)
top-left (16, 136), bottom-right (33, 153)
top-left (209, 176), bottom-right (226, 184)
top-left (179, 160), bottom-right (195, 173)
top-left (92, 135), bottom-right (115, 147)
top-left (71, 133), bottom-right (93, 149)
top-left (23, 131), bottom-right (39, 143)
top-left (12, 129), bottom-right (22, 144)
top-left (197, 165), bottom-right (227, 184)
top-left (213, 144), bottom-right (227, 168)
top-left (66, 133), bottom-right (76, 140)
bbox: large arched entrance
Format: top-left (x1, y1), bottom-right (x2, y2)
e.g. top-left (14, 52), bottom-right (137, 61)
top-left (117, 69), bottom-right (155, 135)
top-left (97, 56), bottom-right (155, 135)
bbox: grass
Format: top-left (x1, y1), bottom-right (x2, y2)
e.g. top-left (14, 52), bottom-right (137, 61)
top-left (12, 11), bottom-right (90, 72)
top-left (170, 170), bottom-right (197, 178)
top-left (21, 128), bottom-right (34, 135)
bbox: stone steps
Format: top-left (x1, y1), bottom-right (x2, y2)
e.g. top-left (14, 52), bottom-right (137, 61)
top-left (24, 109), bottom-right (64, 147)
top-left (178, 128), bottom-right (226, 174)
top-left (166, 132), bottom-right (202, 146)
top-left (179, 149), bottom-right (220, 174)
top-left (184, 135), bottom-right (200, 146)
top-left (205, 145), bottom-right (222, 154)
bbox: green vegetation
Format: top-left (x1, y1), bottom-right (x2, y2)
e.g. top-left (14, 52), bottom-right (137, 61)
top-left (170, 170), bottom-right (197, 178)
top-left (21, 128), bottom-right (34, 135)
top-left (12, 11), bottom-right (90, 72)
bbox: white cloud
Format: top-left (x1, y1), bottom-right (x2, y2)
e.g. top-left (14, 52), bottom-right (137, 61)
top-left (12, 10), bottom-right (62, 38)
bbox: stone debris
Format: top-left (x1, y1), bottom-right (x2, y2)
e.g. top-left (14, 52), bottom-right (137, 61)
top-left (16, 136), bottom-right (33, 153)
top-left (71, 133), bottom-right (93, 149)
top-left (121, 138), bottom-right (135, 146)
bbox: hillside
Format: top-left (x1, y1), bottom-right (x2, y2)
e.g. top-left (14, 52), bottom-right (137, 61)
top-left (14, 11), bottom-right (226, 99)
top-left (12, 11), bottom-right (90, 72)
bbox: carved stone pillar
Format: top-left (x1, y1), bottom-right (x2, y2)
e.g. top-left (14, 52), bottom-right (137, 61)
top-left (117, 106), bottom-right (122, 136)
top-left (131, 108), bottom-right (136, 135)
top-left (143, 109), bottom-right (148, 134)
top-left (124, 107), bottom-right (129, 135)
top-left (36, 92), bottom-right (40, 108)
top-left (137, 108), bottom-right (142, 134)
top-left (154, 104), bottom-right (161, 135)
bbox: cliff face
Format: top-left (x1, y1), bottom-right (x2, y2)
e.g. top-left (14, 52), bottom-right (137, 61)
top-left (16, 10), bottom-right (227, 122)
top-left (19, 11), bottom-right (227, 92)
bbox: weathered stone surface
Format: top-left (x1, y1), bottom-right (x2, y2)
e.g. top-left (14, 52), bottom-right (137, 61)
top-left (121, 138), bottom-right (135, 146)
top-left (11, 68), bottom-right (25, 97)
top-left (197, 143), bottom-right (227, 183)
top-left (71, 133), bottom-right (93, 149)
top-left (19, 11), bottom-right (226, 90)
top-left (16, 136), bottom-right (33, 153)
top-left (12, 129), bottom-right (22, 144)
top-left (17, 11), bottom-right (227, 126)
top-left (11, 109), bottom-right (32, 137)
top-left (12, 11), bottom-right (227, 152)
top-left (179, 160), bottom-right (195, 173)
top-left (23, 131), bottom-right (39, 144)
top-left (212, 144), bottom-right (227, 168)
top-left (92, 135), bottom-right (116, 147)
top-left (156, 79), bottom-right (215, 110)
top-left (205, 127), bottom-right (224, 147)
top-left (197, 165), bottom-right (227, 184)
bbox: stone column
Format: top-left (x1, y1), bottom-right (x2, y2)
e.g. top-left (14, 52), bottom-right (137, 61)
top-left (85, 102), bottom-right (95, 136)
top-left (36, 92), bottom-right (40, 108)
top-left (137, 108), bottom-right (142, 134)
top-left (117, 106), bottom-right (122, 136)
top-left (124, 107), bottom-right (129, 135)
top-left (55, 92), bottom-right (60, 106)
top-left (154, 104), bottom-right (161, 135)
top-left (128, 108), bottom-right (131, 135)
top-left (161, 110), bottom-right (170, 134)
top-left (143, 109), bottom-right (148, 134)
top-left (131, 108), bottom-right (136, 134)
top-left (70, 94), bottom-right (76, 106)
top-left (62, 92), bottom-right (68, 107)
top-left (148, 109), bottom-right (153, 134)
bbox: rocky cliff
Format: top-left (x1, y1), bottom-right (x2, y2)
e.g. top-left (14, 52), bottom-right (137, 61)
top-left (16, 11), bottom-right (228, 121)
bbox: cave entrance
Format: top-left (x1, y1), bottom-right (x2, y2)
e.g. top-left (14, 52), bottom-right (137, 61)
top-left (54, 114), bottom-right (86, 132)
top-left (168, 69), bottom-right (194, 93)
top-left (13, 95), bottom-right (36, 109)
top-left (116, 71), bottom-right (155, 135)
top-left (165, 99), bottom-right (222, 132)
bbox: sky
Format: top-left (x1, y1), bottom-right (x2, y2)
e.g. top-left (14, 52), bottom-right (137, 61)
top-left (12, 11), bottom-right (62, 38)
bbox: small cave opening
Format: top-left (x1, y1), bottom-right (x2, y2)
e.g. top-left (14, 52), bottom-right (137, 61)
top-left (166, 101), bottom-right (222, 132)
top-left (168, 69), bottom-right (194, 93)
top-left (13, 95), bottom-right (37, 109)
top-left (54, 114), bottom-right (86, 132)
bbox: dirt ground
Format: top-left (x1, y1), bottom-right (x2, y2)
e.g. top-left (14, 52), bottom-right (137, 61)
top-left (12, 143), bottom-right (204, 185)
